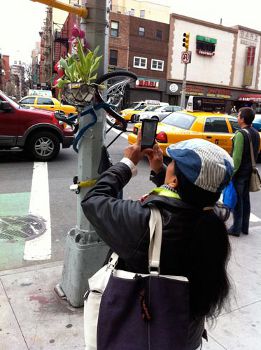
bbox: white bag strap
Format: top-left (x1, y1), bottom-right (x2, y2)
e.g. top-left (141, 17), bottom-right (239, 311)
top-left (148, 206), bottom-right (163, 275)
top-left (108, 207), bottom-right (162, 275)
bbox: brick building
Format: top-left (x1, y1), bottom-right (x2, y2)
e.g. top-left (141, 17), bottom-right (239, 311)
top-left (109, 13), bottom-right (169, 104)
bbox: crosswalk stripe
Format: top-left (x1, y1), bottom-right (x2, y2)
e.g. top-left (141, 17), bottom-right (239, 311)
top-left (23, 162), bottom-right (51, 261)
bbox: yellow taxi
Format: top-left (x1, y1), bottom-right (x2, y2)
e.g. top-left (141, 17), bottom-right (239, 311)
top-left (19, 96), bottom-right (77, 115)
top-left (128, 106), bottom-right (261, 156)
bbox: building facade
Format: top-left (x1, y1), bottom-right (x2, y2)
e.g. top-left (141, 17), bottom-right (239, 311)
top-left (167, 14), bottom-right (261, 110)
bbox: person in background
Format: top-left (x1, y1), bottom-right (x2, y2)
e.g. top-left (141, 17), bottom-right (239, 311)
top-left (228, 107), bottom-right (260, 237)
top-left (81, 136), bottom-right (233, 350)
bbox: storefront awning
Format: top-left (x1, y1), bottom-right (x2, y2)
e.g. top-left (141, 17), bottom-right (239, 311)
top-left (238, 94), bottom-right (261, 102)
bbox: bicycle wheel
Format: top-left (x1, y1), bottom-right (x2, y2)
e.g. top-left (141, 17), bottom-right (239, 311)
top-left (95, 71), bottom-right (137, 131)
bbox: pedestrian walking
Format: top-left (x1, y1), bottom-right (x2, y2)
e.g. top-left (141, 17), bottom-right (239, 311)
top-left (81, 136), bottom-right (233, 350)
top-left (228, 107), bottom-right (260, 237)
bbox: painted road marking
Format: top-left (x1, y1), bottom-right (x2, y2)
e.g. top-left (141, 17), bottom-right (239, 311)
top-left (23, 162), bottom-right (51, 261)
top-left (0, 193), bottom-right (30, 268)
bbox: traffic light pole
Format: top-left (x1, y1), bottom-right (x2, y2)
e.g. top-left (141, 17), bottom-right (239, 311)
top-left (180, 62), bottom-right (188, 110)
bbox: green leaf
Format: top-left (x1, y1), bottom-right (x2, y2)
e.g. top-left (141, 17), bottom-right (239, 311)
top-left (77, 38), bottom-right (86, 69)
top-left (59, 58), bottom-right (68, 70)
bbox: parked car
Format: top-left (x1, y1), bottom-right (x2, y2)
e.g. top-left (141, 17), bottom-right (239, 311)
top-left (0, 91), bottom-right (74, 161)
top-left (19, 95), bottom-right (77, 115)
top-left (128, 110), bottom-right (261, 156)
top-left (253, 114), bottom-right (261, 131)
top-left (138, 105), bottom-right (182, 122)
top-left (120, 100), bottom-right (169, 122)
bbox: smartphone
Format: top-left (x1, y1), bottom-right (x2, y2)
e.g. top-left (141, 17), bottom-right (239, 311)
top-left (141, 119), bottom-right (158, 150)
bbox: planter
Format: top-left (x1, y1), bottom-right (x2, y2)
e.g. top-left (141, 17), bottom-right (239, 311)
top-left (63, 83), bottom-right (96, 107)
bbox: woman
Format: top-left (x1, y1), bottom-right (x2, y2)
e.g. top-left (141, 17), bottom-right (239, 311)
top-left (81, 136), bottom-right (233, 349)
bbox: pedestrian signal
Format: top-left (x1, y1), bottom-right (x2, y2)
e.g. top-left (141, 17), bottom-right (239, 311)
top-left (182, 33), bottom-right (190, 51)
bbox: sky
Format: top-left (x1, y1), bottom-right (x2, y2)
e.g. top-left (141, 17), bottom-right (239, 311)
top-left (1, 0), bottom-right (261, 64)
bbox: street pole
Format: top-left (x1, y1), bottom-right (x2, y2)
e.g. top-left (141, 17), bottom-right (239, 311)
top-left (57, 0), bottom-right (110, 307)
top-left (180, 62), bottom-right (187, 110)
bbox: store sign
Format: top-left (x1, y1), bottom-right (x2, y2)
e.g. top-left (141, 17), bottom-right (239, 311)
top-left (238, 94), bottom-right (261, 102)
top-left (169, 83), bottom-right (179, 93)
top-left (186, 85), bottom-right (205, 96)
top-left (240, 30), bottom-right (258, 47)
top-left (206, 87), bottom-right (231, 99)
top-left (136, 78), bottom-right (159, 89)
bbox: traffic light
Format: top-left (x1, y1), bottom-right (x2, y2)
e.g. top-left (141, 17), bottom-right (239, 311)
top-left (182, 32), bottom-right (190, 51)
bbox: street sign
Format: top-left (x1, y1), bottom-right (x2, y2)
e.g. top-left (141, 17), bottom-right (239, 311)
top-left (181, 51), bottom-right (192, 64)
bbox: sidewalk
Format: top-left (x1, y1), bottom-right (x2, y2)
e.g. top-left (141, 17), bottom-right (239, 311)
top-left (1, 226), bottom-right (261, 350)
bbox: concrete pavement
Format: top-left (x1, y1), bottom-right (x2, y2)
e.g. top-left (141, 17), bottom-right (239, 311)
top-left (0, 225), bottom-right (261, 350)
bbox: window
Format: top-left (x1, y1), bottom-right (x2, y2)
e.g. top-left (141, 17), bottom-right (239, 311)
top-left (133, 56), bottom-right (147, 69)
top-left (110, 21), bottom-right (119, 37)
top-left (37, 98), bottom-right (54, 105)
top-left (140, 9), bottom-right (145, 18)
top-left (163, 113), bottom-right (196, 130)
top-left (156, 30), bottom-right (162, 40)
top-left (151, 59), bottom-right (164, 71)
top-left (228, 118), bottom-right (240, 133)
top-left (109, 49), bottom-right (118, 66)
top-left (20, 97), bottom-right (35, 104)
top-left (130, 8), bottom-right (135, 16)
top-left (204, 118), bottom-right (229, 133)
top-left (138, 27), bottom-right (145, 36)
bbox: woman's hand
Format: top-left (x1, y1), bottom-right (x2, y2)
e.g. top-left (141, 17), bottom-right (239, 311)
top-left (123, 130), bottom-right (144, 165)
top-left (143, 143), bottom-right (163, 174)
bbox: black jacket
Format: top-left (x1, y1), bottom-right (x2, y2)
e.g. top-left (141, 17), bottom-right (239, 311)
top-left (81, 162), bottom-right (209, 349)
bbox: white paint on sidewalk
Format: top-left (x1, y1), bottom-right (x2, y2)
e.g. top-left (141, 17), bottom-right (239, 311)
top-left (250, 213), bottom-right (261, 222)
top-left (24, 162), bottom-right (51, 261)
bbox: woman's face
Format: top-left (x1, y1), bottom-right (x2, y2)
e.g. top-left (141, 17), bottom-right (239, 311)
top-left (165, 160), bottom-right (177, 186)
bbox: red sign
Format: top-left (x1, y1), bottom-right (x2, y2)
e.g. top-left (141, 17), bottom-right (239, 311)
top-left (238, 94), bottom-right (261, 102)
top-left (136, 79), bottom-right (159, 89)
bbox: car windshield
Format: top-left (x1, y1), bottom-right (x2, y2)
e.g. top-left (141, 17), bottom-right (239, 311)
top-left (162, 112), bottom-right (196, 130)
top-left (145, 105), bottom-right (160, 111)
top-left (128, 102), bottom-right (140, 109)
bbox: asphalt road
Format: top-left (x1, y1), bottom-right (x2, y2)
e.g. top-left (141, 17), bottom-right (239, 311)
top-left (0, 126), bottom-right (261, 271)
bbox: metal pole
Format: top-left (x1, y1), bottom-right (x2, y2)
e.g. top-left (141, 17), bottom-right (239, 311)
top-left (180, 63), bottom-right (187, 109)
top-left (76, 0), bottom-right (108, 234)
top-left (57, 0), bottom-right (110, 307)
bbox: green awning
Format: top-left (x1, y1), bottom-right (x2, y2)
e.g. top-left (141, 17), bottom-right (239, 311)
top-left (196, 35), bottom-right (217, 44)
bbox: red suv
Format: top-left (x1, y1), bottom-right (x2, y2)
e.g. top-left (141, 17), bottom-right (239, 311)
top-left (0, 91), bottom-right (74, 161)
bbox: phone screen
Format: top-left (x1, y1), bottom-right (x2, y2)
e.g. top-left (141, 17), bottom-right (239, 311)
top-left (141, 119), bottom-right (158, 150)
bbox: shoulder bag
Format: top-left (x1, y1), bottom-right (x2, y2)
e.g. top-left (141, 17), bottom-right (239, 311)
top-left (241, 129), bottom-right (261, 192)
top-left (84, 206), bottom-right (191, 350)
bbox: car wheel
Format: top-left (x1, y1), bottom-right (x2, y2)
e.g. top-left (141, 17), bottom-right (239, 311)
top-left (26, 131), bottom-right (60, 161)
